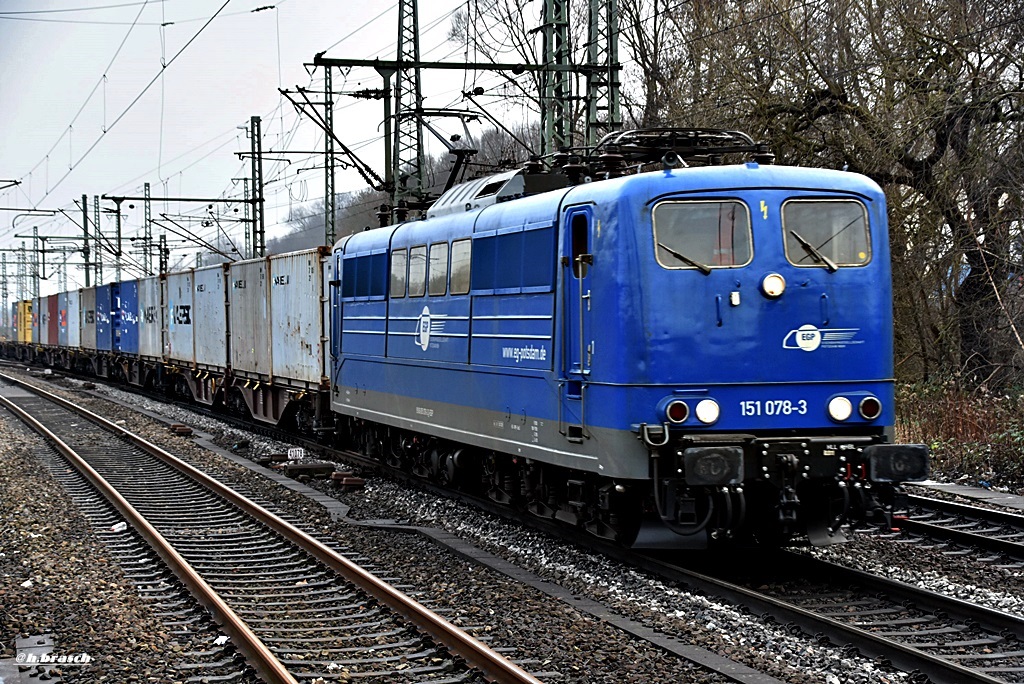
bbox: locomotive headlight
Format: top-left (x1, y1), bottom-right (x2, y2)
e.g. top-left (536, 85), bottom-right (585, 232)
top-left (827, 396), bottom-right (853, 422)
top-left (760, 272), bottom-right (786, 298)
top-left (695, 399), bottom-right (720, 424)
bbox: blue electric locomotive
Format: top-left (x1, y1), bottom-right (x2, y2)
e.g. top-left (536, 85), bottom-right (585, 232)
top-left (329, 131), bottom-right (928, 548)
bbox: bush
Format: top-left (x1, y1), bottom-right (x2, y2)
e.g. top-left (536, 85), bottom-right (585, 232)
top-left (895, 383), bottom-right (1024, 494)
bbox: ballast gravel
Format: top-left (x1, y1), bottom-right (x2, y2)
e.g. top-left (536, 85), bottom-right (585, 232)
top-left (0, 412), bottom-right (197, 683)
top-left (8, 369), bottom-right (1023, 683)
top-left (4, 373), bottom-right (725, 683)
top-left (806, 532), bottom-right (1024, 618)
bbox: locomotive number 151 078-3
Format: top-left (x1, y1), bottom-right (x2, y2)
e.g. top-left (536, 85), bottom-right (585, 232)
top-left (739, 399), bottom-right (808, 416)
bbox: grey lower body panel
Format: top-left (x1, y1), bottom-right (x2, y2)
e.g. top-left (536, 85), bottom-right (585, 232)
top-left (331, 386), bottom-right (650, 480)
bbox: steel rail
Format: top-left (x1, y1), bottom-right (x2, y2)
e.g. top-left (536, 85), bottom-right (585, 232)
top-left (899, 518), bottom-right (1024, 559)
top-left (0, 372), bottom-right (543, 684)
top-left (0, 392), bottom-right (299, 684)
top-left (630, 550), bottom-right (1018, 684)
top-left (908, 493), bottom-right (1024, 527)
top-left (903, 494), bottom-right (1024, 559)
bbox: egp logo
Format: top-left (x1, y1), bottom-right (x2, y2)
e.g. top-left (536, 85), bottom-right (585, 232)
top-left (414, 306), bottom-right (446, 351)
top-left (415, 306), bottom-right (432, 351)
top-left (784, 324), bottom-right (822, 352)
top-left (783, 325), bottom-right (861, 351)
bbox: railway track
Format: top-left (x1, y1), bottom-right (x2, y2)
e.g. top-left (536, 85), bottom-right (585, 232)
top-left (7, 365), bottom-right (1024, 683)
top-left (0, 372), bottom-right (545, 684)
top-left (9, 419), bottom-right (256, 682)
top-left (633, 549), bottom-right (1024, 684)
top-left (895, 494), bottom-right (1024, 566)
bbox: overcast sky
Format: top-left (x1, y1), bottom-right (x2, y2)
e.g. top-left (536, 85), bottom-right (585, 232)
top-left (0, 0), bottom-right (521, 295)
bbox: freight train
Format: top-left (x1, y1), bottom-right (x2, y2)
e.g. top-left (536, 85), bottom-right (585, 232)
top-left (2, 128), bottom-right (929, 549)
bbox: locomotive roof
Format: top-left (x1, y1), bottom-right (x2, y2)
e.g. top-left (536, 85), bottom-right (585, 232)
top-left (426, 169), bottom-right (523, 219)
top-left (427, 168), bottom-right (571, 219)
top-left (339, 163), bottom-right (885, 255)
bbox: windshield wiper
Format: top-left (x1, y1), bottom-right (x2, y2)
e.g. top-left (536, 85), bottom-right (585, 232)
top-left (657, 242), bottom-right (711, 275)
top-left (789, 230), bottom-right (838, 272)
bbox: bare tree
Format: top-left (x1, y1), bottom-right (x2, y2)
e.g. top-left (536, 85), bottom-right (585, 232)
top-left (618, 0), bottom-right (687, 126)
top-left (448, 0), bottom-right (596, 147)
top-left (273, 188), bottom-right (388, 254)
top-left (646, 0), bottom-right (1024, 388)
top-left (447, 0), bottom-right (547, 119)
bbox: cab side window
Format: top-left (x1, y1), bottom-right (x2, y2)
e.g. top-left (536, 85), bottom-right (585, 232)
top-left (390, 249), bottom-right (407, 298)
top-left (450, 239), bottom-right (471, 295)
top-left (429, 242), bottom-right (448, 296)
top-left (409, 245), bottom-right (427, 297)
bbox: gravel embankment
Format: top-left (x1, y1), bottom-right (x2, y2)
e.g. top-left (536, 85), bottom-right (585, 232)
top-left (3, 374), bottom-right (731, 683)
top-left (13, 368), bottom-right (1022, 683)
top-left (0, 413), bottom-right (185, 683)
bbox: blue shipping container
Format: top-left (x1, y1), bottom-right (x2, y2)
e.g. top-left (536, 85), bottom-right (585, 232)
top-left (115, 280), bottom-right (140, 354)
top-left (95, 284), bottom-right (114, 351)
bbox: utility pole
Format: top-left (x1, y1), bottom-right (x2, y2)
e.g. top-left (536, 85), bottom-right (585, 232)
top-left (113, 199), bottom-right (123, 282)
top-left (18, 242), bottom-right (26, 302)
top-left (586, 0), bottom-right (622, 146)
top-left (158, 233), bottom-right (168, 274)
top-left (1, 253), bottom-right (7, 332)
top-left (394, 0), bottom-right (426, 212)
top-left (243, 179), bottom-right (251, 258)
top-left (279, 86), bottom-right (391, 215)
top-left (310, 0), bottom-right (617, 207)
top-left (250, 116), bottom-right (266, 258)
top-left (542, 0), bottom-right (572, 155)
top-left (59, 252), bottom-right (67, 292)
top-left (311, 54), bottom-right (597, 205)
top-left (324, 67), bottom-right (336, 246)
top-left (31, 227), bottom-right (40, 298)
top-left (81, 194), bottom-right (91, 287)
top-left (144, 182), bottom-right (153, 275)
top-left (93, 195), bottom-right (103, 286)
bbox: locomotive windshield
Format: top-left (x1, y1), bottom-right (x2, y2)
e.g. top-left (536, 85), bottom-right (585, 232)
top-left (652, 200), bottom-right (752, 271)
top-left (782, 199), bottom-right (871, 268)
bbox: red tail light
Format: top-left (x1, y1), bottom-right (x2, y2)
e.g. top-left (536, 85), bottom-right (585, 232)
top-left (666, 400), bottom-right (689, 424)
top-left (859, 396), bottom-right (882, 420)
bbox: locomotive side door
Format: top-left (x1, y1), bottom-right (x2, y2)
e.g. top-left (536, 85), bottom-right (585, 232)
top-left (560, 205), bottom-right (594, 442)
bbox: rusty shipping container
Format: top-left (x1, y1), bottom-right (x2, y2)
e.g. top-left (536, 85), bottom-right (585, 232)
top-left (46, 294), bottom-right (59, 345)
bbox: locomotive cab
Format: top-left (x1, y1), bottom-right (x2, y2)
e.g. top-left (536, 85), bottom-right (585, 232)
top-left (572, 162), bottom-right (928, 547)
